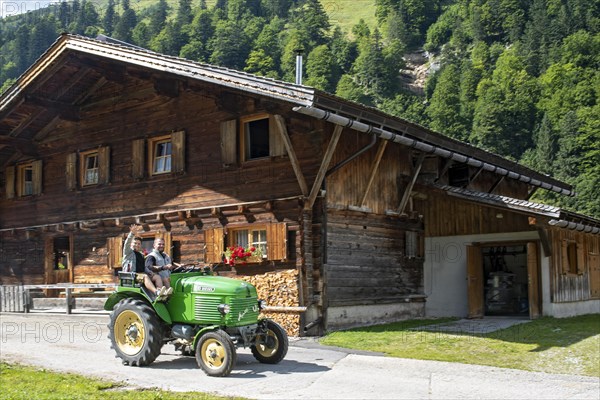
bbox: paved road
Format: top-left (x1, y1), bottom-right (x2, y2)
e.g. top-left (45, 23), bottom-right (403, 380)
top-left (1, 312), bottom-right (598, 399)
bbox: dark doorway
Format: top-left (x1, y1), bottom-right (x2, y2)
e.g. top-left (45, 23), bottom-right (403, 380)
top-left (482, 244), bottom-right (529, 316)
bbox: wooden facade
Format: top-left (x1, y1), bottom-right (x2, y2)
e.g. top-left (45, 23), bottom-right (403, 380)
top-left (1, 35), bottom-right (597, 334)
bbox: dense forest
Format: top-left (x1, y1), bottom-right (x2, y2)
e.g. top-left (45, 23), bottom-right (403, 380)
top-left (0, 0), bottom-right (598, 218)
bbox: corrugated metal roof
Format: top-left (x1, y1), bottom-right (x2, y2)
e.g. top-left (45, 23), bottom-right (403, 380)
top-left (435, 184), bottom-right (562, 217)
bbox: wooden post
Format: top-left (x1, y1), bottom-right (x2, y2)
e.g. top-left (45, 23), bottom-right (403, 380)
top-left (273, 115), bottom-right (309, 196)
top-left (66, 287), bottom-right (72, 314)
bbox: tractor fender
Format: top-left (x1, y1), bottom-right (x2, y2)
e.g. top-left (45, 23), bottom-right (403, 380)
top-left (104, 292), bottom-right (171, 325)
top-left (104, 292), bottom-right (130, 311)
top-left (192, 325), bottom-right (221, 349)
top-left (152, 301), bottom-right (172, 325)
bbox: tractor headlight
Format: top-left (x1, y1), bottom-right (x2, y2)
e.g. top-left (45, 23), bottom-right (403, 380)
top-left (217, 304), bottom-right (231, 315)
top-left (258, 299), bottom-right (267, 310)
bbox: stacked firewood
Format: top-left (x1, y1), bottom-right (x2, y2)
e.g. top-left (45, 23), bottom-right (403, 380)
top-left (239, 269), bottom-right (301, 337)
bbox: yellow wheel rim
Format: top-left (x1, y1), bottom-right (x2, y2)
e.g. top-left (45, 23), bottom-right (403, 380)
top-left (114, 310), bottom-right (145, 356)
top-left (255, 330), bottom-right (279, 357)
top-left (200, 338), bottom-right (227, 369)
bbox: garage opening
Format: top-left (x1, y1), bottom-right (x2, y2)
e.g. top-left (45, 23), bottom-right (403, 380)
top-left (482, 244), bottom-right (529, 316)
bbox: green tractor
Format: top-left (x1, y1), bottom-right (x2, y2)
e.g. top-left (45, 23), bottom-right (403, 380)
top-left (104, 266), bottom-right (288, 377)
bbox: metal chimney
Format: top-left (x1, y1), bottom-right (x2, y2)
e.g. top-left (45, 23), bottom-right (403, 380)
top-left (295, 49), bottom-right (304, 85)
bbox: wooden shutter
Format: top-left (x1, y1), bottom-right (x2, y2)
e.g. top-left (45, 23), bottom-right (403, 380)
top-left (204, 227), bottom-right (224, 264)
top-left (162, 232), bottom-right (173, 260)
top-left (561, 240), bottom-right (569, 274)
top-left (220, 120), bottom-right (237, 165)
top-left (132, 139), bottom-right (145, 179)
top-left (171, 131), bottom-right (186, 173)
top-left (269, 114), bottom-right (286, 157)
top-left (589, 254), bottom-right (600, 298)
top-left (576, 242), bottom-right (585, 274)
top-left (32, 160), bottom-right (42, 195)
top-left (267, 222), bottom-right (287, 261)
top-left (5, 166), bottom-right (15, 199)
top-left (66, 153), bottom-right (77, 190)
top-left (107, 236), bottom-right (124, 269)
top-left (98, 146), bottom-right (110, 184)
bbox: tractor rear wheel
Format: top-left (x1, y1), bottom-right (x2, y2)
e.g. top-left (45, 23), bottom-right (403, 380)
top-left (108, 298), bottom-right (163, 366)
top-left (251, 320), bottom-right (288, 364)
top-left (195, 330), bottom-right (236, 377)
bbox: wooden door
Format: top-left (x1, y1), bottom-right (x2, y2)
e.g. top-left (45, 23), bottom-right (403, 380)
top-left (45, 236), bottom-right (72, 296)
top-left (467, 245), bottom-right (484, 318)
top-left (527, 242), bottom-right (541, 318)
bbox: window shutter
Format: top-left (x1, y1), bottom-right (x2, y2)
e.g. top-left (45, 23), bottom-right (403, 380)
top-left (269, 114), bottom-right (286, 157)
top-left (267, 222), bottom-right (287, 260)
top-left (66, 153), bottom-right (77, 190)
top-left (132, 139), bottom-right (145, 179)
top-left (561, 240), bottom-right (569, 274)
top-left (576, 243), bottom-right (585, 274)
top-left (162, 232), bottom-right (173, 261)
top-left (5, 166), bottom-right (15, 199)
top-left (171, 131), bottom-right (185, 173)
top-left (107, 236), bottom-right (124, 269)
top-left (220, 120), bottom-right (237, 165)
top-left (204, 227), bottom-right (224, 264)
top-left (32, 160), bottom-right (42, 195)
top-left (98, 146), bottom-right (110, 184)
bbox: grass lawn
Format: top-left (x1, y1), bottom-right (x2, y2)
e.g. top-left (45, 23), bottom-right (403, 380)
top-left (320, 315), bottom-right (600, 377)
top-left (0, 363), bottom-right (246, 400)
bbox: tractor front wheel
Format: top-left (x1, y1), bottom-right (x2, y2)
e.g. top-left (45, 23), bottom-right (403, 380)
top-left (195, 330), bottom-right (236, 377)
top-left (251, 320), bottom-right (288, 364)
top-left (108, 298), bottom-right (163, 366)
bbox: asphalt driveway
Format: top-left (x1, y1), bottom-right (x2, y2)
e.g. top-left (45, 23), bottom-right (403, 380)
top-left (1, 312), bottom-right (598, 399)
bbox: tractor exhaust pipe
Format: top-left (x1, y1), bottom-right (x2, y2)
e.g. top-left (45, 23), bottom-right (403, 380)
top-left (303, 317), bottom-right (322, 333)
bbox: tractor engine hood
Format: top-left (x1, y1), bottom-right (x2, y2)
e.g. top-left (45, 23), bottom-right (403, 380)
top-left (176, 275), bottom-right (258, 298)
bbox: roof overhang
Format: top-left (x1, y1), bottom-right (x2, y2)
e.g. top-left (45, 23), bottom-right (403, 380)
top-left (0, 34), bottom-right (573, 197)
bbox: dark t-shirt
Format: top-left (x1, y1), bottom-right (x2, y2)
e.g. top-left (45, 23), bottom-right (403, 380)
top-left (134, 252), bottom-right (145, 273)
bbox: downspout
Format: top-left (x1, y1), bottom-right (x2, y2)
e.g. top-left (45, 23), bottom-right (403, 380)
top-left (293, 106), bottom-right (574, 197)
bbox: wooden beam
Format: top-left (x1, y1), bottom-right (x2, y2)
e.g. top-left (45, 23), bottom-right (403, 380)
top-left (53, 67), bottom-right (91, 101)
top-left (306, 125), bottom-right (343, 210)
top-left (360, 139), bottom-right (387, 206)
top-left (526, 186), bottom-right (538, 200)
top-left (0, 136), bottom-right (37, 156)
top-left (7, 108), bottom-right (45, 138)
top-left (74, 76), bottom-right (107, 105)
top-left (25, 95), bottom-right (80, 121)
top-left (470, 166), bottom-right (485, 183)
top-left (536, 227), bottom-right (552, 257)
top-left (488, 176), bottom-right (505, 194)
top-left (397, 153), bottom-right (425, 215)
top-left (273, 115), bottom-right (309, 196)
top-left (435, 158), bottom-right (452, 183)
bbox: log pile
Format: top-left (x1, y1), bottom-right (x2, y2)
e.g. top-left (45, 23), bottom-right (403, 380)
top-left (239, 269), bottom-right (301, 337)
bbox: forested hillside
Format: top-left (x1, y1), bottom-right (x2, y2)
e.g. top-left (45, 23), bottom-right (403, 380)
top-left (1, 0), bottom-right (598, 217)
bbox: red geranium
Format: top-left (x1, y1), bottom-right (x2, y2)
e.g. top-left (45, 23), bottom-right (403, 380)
top-left (223, 245), bottom-right (261, 266)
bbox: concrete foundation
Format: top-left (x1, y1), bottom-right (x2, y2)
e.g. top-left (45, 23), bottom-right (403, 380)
top-left (326, 302), bottom-right (425, 332)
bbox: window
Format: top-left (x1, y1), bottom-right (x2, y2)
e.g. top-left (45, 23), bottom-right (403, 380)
top-left (67, 147), bottom-right (110, 190)
top-left (220, 115), bottom-right (285, 164)
top-left (9, 160), bottom-right (42, 198)
top-left (242, 116), bottom-right (270, 160)
top-left (81, 151), bottom-right (99, 186)
top-left (135, 131), bottom-right (185, 178)
top-left (204, 223), bottom-right (288, 264)
top-left (562, 240), bottom-right (585, 275)
top-left (231, 228), bottom-right (268, 259)
top-left (19, 164), bottom-right (34, 196)
top-left (150, 136), bottom-right (172, 175)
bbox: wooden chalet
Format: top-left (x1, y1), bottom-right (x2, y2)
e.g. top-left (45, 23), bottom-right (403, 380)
top-left (1, 34), bottom-right (598, 334)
